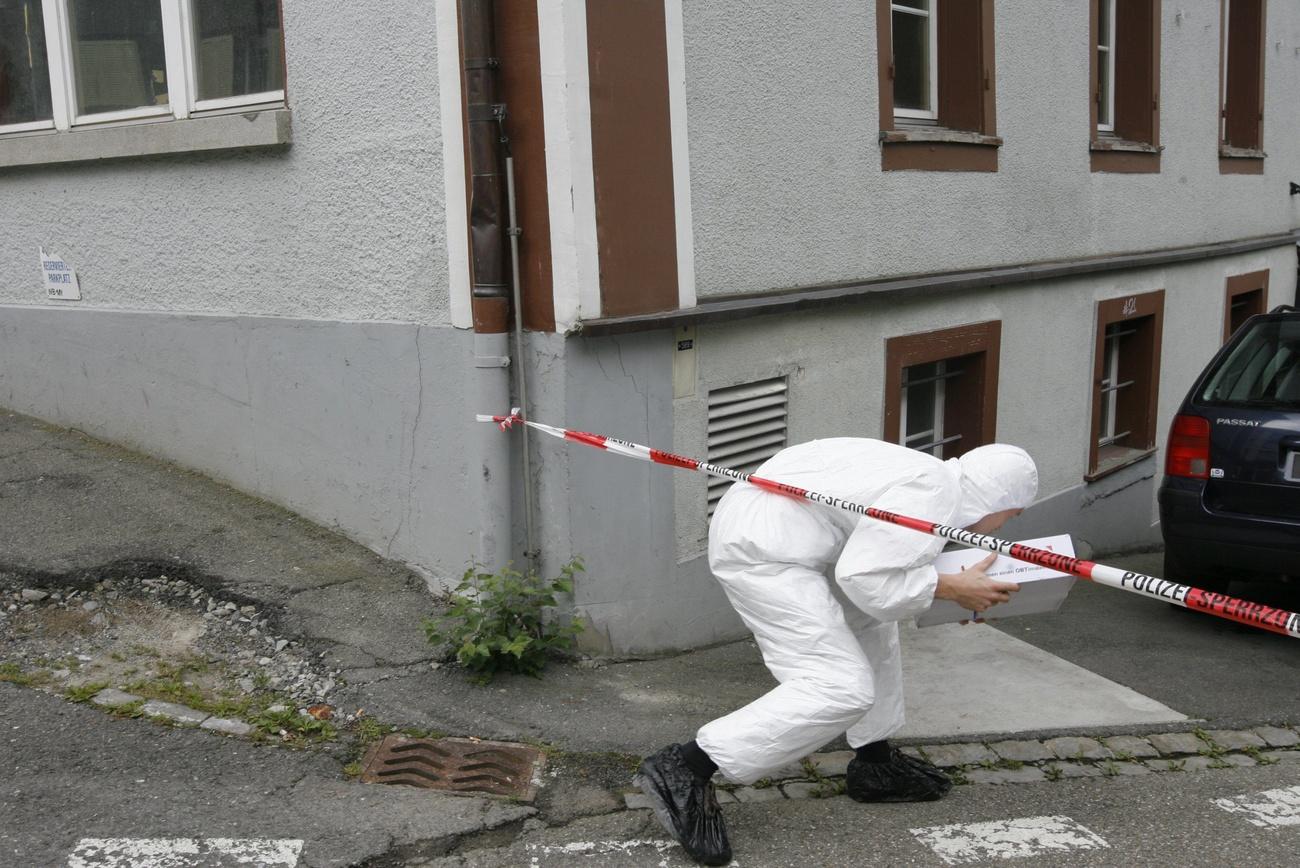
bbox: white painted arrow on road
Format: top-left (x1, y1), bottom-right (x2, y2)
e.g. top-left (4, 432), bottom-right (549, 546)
top-left (910, 815), bottom-right (1109, 865)
top-left (1213, 785), bottom-right (1300, 829)
top-left (68, 837), bottom-right (303, 867)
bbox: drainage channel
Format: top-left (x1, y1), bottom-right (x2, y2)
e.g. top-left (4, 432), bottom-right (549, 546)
top-left (359, 735), bottom-right (543, 801)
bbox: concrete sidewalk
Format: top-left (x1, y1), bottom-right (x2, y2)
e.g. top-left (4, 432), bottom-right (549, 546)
top-left (0, 409), bottom-right (1185, 759)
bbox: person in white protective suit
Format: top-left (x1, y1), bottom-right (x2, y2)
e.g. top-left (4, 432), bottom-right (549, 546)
top-left (634, 438), bottom-right (1039, 866)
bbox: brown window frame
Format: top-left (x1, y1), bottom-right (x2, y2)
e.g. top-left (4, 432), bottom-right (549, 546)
top-left (875, 0), bottom-right (1000, 173)
top-left (1086, 289), bottom-right (1165, 481)
top-left (1219, 0), bottom-right (1267, 174)
top-left (884, 321), bottom-right (1001, 457)
top-left (1090, 0), bottom-right (1162, 174)
top-left (1224, 269), bottom-right (1269, 342)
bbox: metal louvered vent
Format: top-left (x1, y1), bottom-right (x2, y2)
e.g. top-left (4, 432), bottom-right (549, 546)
top-left (707, 377), bottom-right (788, 518)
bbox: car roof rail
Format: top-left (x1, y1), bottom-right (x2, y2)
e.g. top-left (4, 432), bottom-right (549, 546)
top-left (1268, 304), bottom-right (1297, 313)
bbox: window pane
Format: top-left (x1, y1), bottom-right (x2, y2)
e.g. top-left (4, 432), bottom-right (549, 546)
top-left (0, 0), bottom-right (53, 125)
top-left (70, 0), bottom-right (168, 115)
top-left (904, 361), bottom-right (938, 440)
top-left (1097, 48), bottom-right (1111, 126)
top-left (892, 9), bottom-right (930, 112)
top-left (194, 0), bottom-right (284, 101)
top-left (1201, 320), bottom-right (1300, 405)
top-left (894, 0), bottom-right (930, 9)
top-left (1098, 0), bottom-right (1112, 47)
top-left (1099, 326), bottom-right (1122, 442)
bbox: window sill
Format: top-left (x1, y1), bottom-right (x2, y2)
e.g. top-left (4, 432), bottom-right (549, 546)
top-left (1091, 137), bottom-right (1161, 154)
top-left (880, 126), bottom-right (1001, 173)
top-left (1091, 138), bottom-right (1161, 173)
top-left (1219, 145), bottom-right (1265, 175)
top-left (1084, 446), bottom-right (1157, 483)
top-left (1220, 145), bottom-right (1265, 160)
top-left (0, 108), bottom-right (292, 170)
top-left (881, 127), bottom-right (1003, 147)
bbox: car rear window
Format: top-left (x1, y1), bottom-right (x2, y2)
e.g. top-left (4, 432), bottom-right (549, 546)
top-left (1199, 318), bottom-right (1300, 408)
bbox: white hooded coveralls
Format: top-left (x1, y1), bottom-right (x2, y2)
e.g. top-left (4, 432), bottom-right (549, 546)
top-left (696, 437), bottom-right (1036, 784)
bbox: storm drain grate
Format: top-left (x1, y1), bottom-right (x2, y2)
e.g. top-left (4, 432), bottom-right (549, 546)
top-left (359, 735), bottom-right (543, 801)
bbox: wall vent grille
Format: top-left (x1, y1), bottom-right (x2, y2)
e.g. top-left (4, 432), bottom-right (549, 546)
top-left (706, 377), bottom-right (788, 518)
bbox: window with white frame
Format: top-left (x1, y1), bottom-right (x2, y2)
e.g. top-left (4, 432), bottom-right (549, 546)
top-left (884, 321), bottom-right (1001, 462)
top-left (1095, 0), bottom-right (1115, 132)
top-left (1087, 291), bottom-right (1164, 480)
top-left (891, 0), bottom-right (936, 121)
top-left (1097, 322), bottom-right (1130, 447)
top-left (901, 359), bottom-right (959, 457)
top-left (0, 0), bottom-right (284, 136)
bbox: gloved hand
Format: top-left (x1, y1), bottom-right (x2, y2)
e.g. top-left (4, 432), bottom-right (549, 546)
top-left (934, 552), bottom-right (1020, 613)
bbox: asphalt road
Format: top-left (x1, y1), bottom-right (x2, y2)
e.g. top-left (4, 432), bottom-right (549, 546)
top-left (0, 683), bottom-right (530, 868)
top-left (10, 669), bottom-right (1298, 868)
top-left (4, 548), bottom-right (1298, 867)
top-left (992, 550), bottom-right (1300, 730)
top-left (432, 759), bottom-right (1300, 867)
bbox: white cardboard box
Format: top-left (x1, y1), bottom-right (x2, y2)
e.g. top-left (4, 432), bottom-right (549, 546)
top-left (915, 534), bottom-right (1077, 627)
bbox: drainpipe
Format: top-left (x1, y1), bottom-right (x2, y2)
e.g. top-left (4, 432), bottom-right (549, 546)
top-left (462, 0), bottom-right (512, 572)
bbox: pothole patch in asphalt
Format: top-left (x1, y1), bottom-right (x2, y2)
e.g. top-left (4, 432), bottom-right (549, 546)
top-left (0, 562), bottom-right (341, 735)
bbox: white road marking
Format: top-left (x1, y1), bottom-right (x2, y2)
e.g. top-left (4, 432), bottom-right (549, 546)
top-left (67, 837), bottom-right (303, 867)
top-left (910, 815), bottom-right (1109, 865)
top-left (1213, 785), bottom-right (1300, 828)
top-left (525, 838), bottom-right (683, 867)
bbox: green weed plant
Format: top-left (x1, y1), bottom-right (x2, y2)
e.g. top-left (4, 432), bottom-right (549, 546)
top-left (425, 558), bottom-right (585, 684)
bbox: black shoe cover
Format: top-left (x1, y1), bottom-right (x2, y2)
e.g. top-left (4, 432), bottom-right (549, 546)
top-left (633, 743), bottom-right (732, 866)
top-left (846, 748), bottom-right (952, 803)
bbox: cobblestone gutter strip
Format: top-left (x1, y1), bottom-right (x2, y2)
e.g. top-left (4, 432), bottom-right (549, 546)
top-left (623, 726), bottom-right (1300, 808)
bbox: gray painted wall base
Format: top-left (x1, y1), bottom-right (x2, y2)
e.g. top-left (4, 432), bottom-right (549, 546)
top-left (0, 306), bottom-right (479, 584)
top-left (0, 298), bottom-right (1174, 659)
top-left (1000, 458), bottom-right (1163, 562)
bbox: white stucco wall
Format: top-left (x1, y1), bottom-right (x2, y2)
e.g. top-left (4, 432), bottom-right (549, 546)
top-left (0, 0), bottom-right (452, 325)
top-left (682, 1), bottom-right (1300, 297)
top-left (671, 246), bottom-right (1297, 563)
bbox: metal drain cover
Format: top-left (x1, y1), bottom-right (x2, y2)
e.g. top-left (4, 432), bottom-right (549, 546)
top-left (359, 736), bottom-right (543, 801)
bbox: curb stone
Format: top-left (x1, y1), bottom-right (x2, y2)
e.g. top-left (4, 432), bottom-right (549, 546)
top-left (202, 717), bottom-right (255, 736)
top-left (780, 782), bottom-right (823, 799)
top-left (90, 688), bottom-right (142, 709)
top-left (1176, 756), bottom-right (1218, 772)
top-left (1148, 732), bottom-right (1205, 755)
top-left (989, 739), bottom-right (1055, 762)
top-left (1050, 763), bottom-right (1104, 779)
top-left (1204, 729), bottom-right (1267, 750)
top-left (731, 785), bottom-right (785, 803)
top-left (623, 792), bottom-right (653, 811)
top-left (140, 700), bottom-right (209, 725)
top-left (922, 743), bottom-right (997, 767)
top-left (618, 731), bottom-right (1300, 809)
top-left (1044, 736), bottom-right (1111, 760)
top-left (1254, 726), bottom-right (1300, 748)
top-left (966, 767), bottom-right (1046, 785)
top-left (807, 751), bottom-right (853, 777)
top-left (1261, 750), bottom-right (1300, 764)
top-left (1100, 761), bottom-right (1151, 777)
top-left (1100, 735), bottom-right (1160, 758)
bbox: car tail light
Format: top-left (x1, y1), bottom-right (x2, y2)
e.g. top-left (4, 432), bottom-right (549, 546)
top-left (1166, 414), bottom-right (1210, 479)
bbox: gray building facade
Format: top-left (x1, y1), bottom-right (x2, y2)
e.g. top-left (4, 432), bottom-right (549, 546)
top-left (2, 1), bottom-right (1296, 653)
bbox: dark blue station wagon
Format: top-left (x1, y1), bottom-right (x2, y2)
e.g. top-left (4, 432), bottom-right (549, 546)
top-left (1159, 307), bottom-right (1300, 594)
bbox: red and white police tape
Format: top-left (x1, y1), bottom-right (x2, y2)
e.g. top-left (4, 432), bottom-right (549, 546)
top-left (478, 409), bottom-right (1300, 639)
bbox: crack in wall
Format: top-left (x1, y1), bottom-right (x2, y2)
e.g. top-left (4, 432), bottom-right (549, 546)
top-left (239, 335), bottom-right (261, 482)
top-left (1081, 469), bottom-right (1154, 507)
top-left (386, 327), bottom-right (425, 559)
